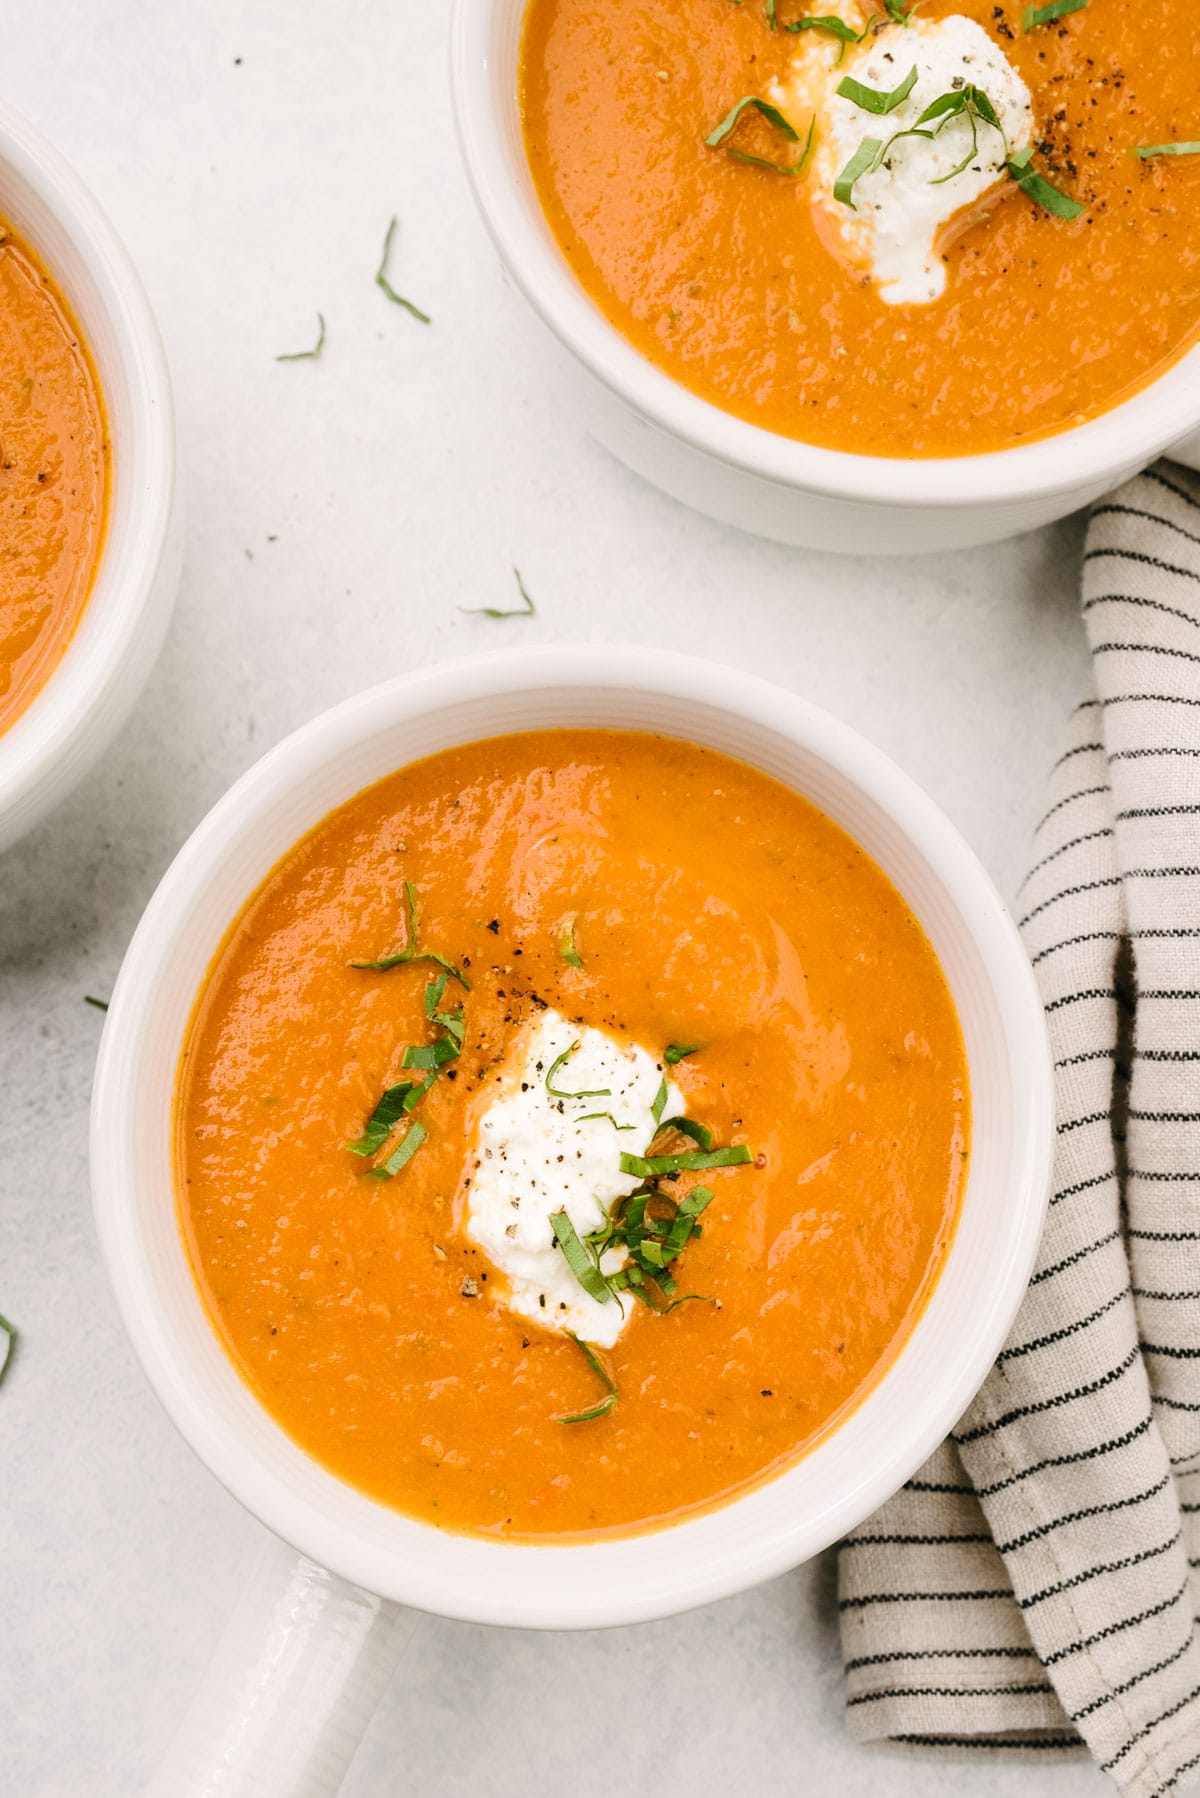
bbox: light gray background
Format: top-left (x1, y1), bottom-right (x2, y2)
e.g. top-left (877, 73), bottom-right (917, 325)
top-left (1, 3), bottom-right (1107, 1794)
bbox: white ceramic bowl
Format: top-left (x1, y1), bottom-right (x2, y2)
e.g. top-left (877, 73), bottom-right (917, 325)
top-left (93, 645), bottom-right (1052, 1630)
top-left (450, 0), bottom-right (1200, 554)
top-left (0, 98), bottom-right (180, 854)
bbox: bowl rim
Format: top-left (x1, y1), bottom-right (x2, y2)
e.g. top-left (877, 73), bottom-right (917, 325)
top-left (0, 95), bottom-right (176, 831)
top-left (90, 646), bottom-right (1054, 1628)
top-left (448, 0), bottom-right (1200, 508)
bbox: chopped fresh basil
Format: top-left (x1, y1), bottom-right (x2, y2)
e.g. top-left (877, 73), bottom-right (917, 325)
top-left (576, 1111), bottom-right (637, 1130)
top-left (460, 567), bottom-right (537, 619)
top-left (1022, 0), bottom-right (1086, 27)
top-left (921, 85), bottom-right (1005, 184)
top-left (651, 1078), bottom-right (668, 1126)
top-left (84, 995), bottom-right (109, 1011)
top-left (368, 1118), bottom-right (427, 1180)
top-left (706, 96), bottom-right (815, 175)
top-left (837, 64), bottom-right (917, 117)
top-left (557, 1333), bottom-right (617, 1424)
top-left (1007, 147), bottom-right (1085, 218)
top-left (1135, 142), bottom-right (1200, 160)
top-left (883, 0), bottom-right (917, 18)
top-left (404, 1071), bottom-right (438, 1111)
top-left (353, 947), bottom-right (467, 980)
top-left (346, 1081), bottom-right (419, 1157)
top-left (0, 1313), bottom-right (15, 1387)
top-left (558, 915), bottom-right (584, 968)
top-left (834, 135), bottom-right (885, 208)
top-left (783, 14), bottom-right (866, 56)
top-left (350, 881), bottom-right (469, 986)
top-left (835, 83), bottom-right (1009, 209)
top-left (917, 85), bottom-right (1002, 135)
top-left (549, 1210), bottom-right (614, 1305)
top-left (545, 1042), bottom-right (611, 1101)
top-left (276, 313), bottom-right (326, 362)
top-left (620, 1144), bottom-right (753, 1178)
top-left (659, 1116), bottom-right (715, 1152)
top-left (403, 1036), bottom-right (460, 1070)
top-left (659, 1186), bottom-right (715, 1261)
top-left (375, 217), bottom-right (430, 323)
top-left (664, 1041), bottom-right (703, 1065)
top-left (424, 973), bottom-right (465, 1045)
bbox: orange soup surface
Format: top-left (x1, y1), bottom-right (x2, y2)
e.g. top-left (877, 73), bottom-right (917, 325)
top-left (177, 732), bottom-right (969, 1540)
top-left (520, 0), bottom-right (1200, 456)
top-left (0, 219), bottom-right (108, 735)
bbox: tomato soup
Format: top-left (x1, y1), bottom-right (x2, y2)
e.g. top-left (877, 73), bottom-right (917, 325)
top-left (176, 731), bottom-right (968, 1540)
top-left (520, 0), bottom-right (1200, 457)
top-left (0, 219), bottom-right (108, 735)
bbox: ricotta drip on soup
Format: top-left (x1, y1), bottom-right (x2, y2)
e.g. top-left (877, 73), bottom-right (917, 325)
top-left (462, 1009), bottom-right (683, 1349)
top-left (774, 15), bottom-right (1034, 305)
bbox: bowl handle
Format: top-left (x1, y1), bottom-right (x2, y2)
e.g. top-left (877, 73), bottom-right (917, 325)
top-left (1170, 427), bottom-right (1200, 474)
top-left (144, 1536), bottom-right (405, 1797)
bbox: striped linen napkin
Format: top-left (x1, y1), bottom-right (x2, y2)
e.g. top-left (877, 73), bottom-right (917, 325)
top-left (839, 463), bottom-right (1200, 1797)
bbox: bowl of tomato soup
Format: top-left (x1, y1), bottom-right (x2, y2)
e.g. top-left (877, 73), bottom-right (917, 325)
top-left (91, 647), bottom-right (1052, 1629)
top-left (0, 98), bottom-right (179, 853)
top-left (451, 0), bottom-right (1200, 552)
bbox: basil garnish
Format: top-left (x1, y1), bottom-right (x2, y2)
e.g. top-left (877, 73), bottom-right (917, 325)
top-left (1022, 0), bottom-right (1086, 26)
top-left (368, 1117), bottom-right (427, 1180)
top-left (557, 1334), bottom-right (617, 1425)
top-left (619, 1145), bottom-right (753, 1178)
top-left (549, 1210), bottom-right (614, 1305)
top-left (577, 1111), bottom-right (637, 1131)
top-left (276, 313), bottom-right (326, 362)
top-left (346, 1081), bottom-right (420, 1157)
top-left (664, 1041), bottom-right (703, 1064)
top-left (1007, 147), bottom-right (1085, 218)
top-left (460, 567), bottom-right (537, 619)
top-left (545, 1042), bottom-right (611, 1101)
top-left (834, 136), bottom-right (885, 209)
top-left (837, 64), bottom-right (917, 117)
top-left (403, 1037), bottom-right (459, 1070)
top-left (558, 915), bottom-right (584, 968)
top-left (350, 881), bottom-right (469, 985)
top-left (706, 96), bottom-right (815, 175)
top-left (1135, 142), bottom-right (1200, 160)
top-left (375, 217), bottom-right (430, 324)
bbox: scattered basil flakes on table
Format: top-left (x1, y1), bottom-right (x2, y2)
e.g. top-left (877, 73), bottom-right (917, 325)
top-left (375, 216), bottom-right (431, 324)
top-left (0, 1314), bottom-right (15, 1387)
top-left (460, 566), bottom-right (537, 619)
top-left (275, 312), bottom-right (326, 362)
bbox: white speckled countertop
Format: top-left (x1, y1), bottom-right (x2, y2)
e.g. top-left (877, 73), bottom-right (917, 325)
top-left (0, 3), bottom-right (1110, 1793)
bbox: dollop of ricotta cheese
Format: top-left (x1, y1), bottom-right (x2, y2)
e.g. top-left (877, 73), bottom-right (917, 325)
top-left (775, 14), bottom-right (1034, 304)
top-left (462, 1009), bottom-right (682, 1349)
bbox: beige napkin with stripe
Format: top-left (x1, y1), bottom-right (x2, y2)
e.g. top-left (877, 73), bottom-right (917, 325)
top-left (840, 463), bottom-right (1200, 1797)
